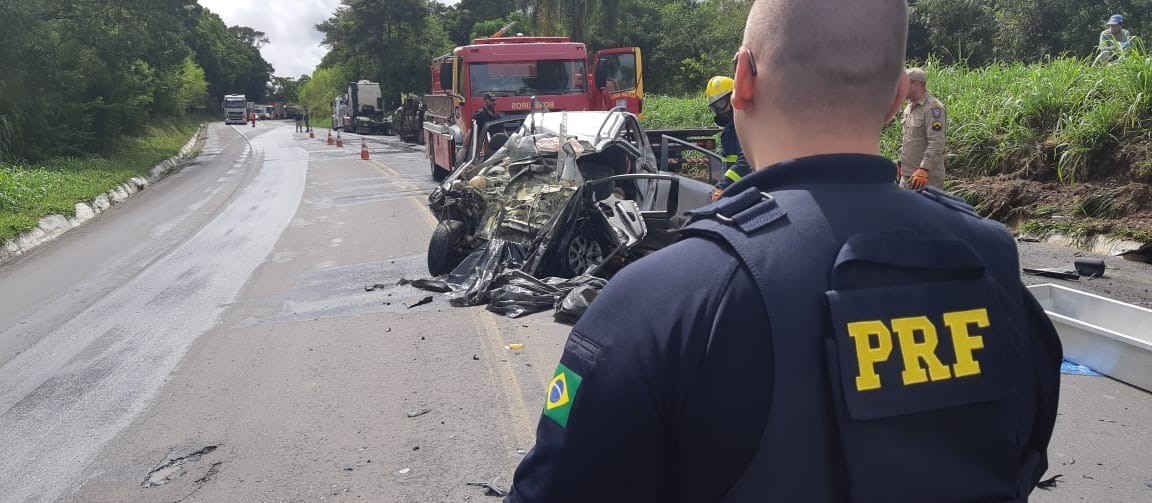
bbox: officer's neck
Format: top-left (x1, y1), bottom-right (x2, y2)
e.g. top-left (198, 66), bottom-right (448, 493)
top-left (749, 127), bottom-right (882, 170)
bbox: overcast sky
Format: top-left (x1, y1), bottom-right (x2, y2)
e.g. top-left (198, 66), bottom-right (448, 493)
top-left (198, 0), bottom-right (459, 79)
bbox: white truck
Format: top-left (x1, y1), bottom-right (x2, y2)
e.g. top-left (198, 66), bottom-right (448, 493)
top-left (332, 80), bottom-right (390, 135)
top-left (223, 94), bottom-right (247, 125)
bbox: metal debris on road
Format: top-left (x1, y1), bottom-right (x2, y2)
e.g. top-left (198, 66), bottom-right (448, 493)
top-left (405, 407), bottom-right (432, 418)
top-left (398, 277), bottom-right (453, 293)
top-left (1023, 267), bottom-right (1079, 281)
top-left (405, 296), bottom-right (433, 309)
top-left (1119, 242), bottom-right (1152, 263)
top-left (466, 480), bottom-right (509, 497)
top-left (364, 283), bottom-right (388, 292)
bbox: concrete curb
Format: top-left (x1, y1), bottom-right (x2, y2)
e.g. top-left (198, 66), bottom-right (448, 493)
top-left (0, 124), bottom-right (208, 266)
top-left (1022, 232), bottom-right (1145, 257)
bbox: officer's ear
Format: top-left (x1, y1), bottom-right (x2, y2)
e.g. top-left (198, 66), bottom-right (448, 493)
top-left (884, 72), bottom-right (910, 123)
top-left (731, 47), bottom-right (756, 111)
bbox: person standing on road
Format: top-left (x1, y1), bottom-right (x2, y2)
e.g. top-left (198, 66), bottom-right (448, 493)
top-left (1096, 14), bottom-right (1134, 64)
top-left (705, 76), bottom-right (752, 201)
top-left (898, 67), bottom-right (946, 190)
top-left (504, 1), bottom-right (1062, 502)
top-left (295, 112), bottom-right (303, 132)
top-left (304, 111), bottom-right (311, 132)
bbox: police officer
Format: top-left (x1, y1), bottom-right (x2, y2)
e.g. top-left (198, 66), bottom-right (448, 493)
top-left (706, 76), bottom-right (752, 201)
top-left (505, 1), bottom-right (1061, 502)
top-left (899, 67), bottom-right (946, 190)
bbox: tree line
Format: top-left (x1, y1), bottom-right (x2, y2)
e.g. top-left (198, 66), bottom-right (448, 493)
top-left (304, 1), bottom-right (1152, 117)
top-left (0, 0), bottom-right (272, 161)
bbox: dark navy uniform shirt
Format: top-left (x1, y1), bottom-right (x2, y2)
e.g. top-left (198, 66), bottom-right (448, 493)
top-left (506, 154), bottom-right (1062, 502)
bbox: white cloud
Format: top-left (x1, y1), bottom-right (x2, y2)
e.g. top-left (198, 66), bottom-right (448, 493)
top-left (199, 0), bottom-right (459, 79)
top-left (198, 0), bottom-right (340, 78)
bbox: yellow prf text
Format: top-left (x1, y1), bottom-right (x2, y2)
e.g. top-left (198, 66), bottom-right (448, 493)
top-left (846, 309), bottom-right (989, 391)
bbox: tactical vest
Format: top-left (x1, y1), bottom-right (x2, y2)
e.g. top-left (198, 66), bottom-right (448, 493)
top-left (680, 186), bottom-right (1039, 503)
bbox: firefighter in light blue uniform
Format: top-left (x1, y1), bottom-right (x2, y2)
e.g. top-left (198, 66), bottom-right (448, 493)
top-left (706, 76), bottom-right (752, 201)
top-left (505, 1), bottom-right (1061, 501)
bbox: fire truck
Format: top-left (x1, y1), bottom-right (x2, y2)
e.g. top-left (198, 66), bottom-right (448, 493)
top-left (422, 35), bottom-right (643, 181)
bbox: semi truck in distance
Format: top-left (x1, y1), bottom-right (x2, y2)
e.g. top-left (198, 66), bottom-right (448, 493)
top-left (332, 80), bottom-right (391, 135)
top-left (223, 94), bottom-right (247, 125)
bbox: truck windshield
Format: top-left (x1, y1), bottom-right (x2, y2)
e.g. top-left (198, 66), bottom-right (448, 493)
top-left (224, 101), bottom-right (246, 108)
top-left (469, 60), bottom-right (586, 97)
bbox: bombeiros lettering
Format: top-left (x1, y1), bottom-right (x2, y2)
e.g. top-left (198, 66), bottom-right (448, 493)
top-left (846, 309), bottom-right (990, 391)
top-left (509, 101), bottom-right (555, 110)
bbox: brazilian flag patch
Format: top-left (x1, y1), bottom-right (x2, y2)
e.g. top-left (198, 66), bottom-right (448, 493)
top-left (543, 363), bottom-right (583, 428)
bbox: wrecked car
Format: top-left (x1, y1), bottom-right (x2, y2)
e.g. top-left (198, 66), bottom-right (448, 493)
top-left (425, 110), bottom-right (718, 279)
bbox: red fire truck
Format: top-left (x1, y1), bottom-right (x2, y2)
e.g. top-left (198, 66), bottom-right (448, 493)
top-left (422, 36), bottom-right (643, 180)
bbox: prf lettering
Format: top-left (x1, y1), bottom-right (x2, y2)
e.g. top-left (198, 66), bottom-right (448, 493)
top-left (846, 309), bottom-right (989, 391)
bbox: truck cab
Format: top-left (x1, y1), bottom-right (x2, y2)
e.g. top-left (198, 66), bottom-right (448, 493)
top-left (223, 94), bottom-right (247, 125)
top-left (422, 36), bottom-right (643, 181)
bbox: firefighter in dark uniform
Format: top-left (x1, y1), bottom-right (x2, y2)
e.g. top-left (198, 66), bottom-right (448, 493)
top-left (504, 1), bottom-right (1062, 502)
top-left (706, 76), bottom-right (752, 201)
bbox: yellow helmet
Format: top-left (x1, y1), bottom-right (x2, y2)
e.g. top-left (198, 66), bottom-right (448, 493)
top-left (705, 76), bottom-right (734, 106)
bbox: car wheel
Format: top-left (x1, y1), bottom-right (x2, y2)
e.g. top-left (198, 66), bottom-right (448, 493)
top-left (562, 232), bottom-right (605, 277)
top-left (428, 219), bottom-right (467, 276)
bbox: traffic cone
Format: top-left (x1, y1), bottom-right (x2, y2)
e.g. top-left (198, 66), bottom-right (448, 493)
top-left (360, 139), bottom-right (370, 160)
top-left (336, 132), bottom-right (343, 147)
top-left (326, 130), bottom-right (333, 145)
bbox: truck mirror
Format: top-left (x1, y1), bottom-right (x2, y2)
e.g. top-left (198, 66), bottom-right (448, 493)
top-left (439, 62), bottom-right (454, 92)
top-left (595, 59), bottom-right (609, 89)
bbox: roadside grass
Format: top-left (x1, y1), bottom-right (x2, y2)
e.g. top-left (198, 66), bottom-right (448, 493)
top-left (0, 116), bottom-right (204, 242)
top-left (645, 54), bottom-right (1152, 241)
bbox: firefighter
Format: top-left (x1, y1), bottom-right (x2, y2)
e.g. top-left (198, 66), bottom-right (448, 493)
top-left (898, 68), bottom-right (946, 190)
top-left (504, 1), bottom-right (1061, 501)
top-left (706, 76), bottom-right (752, 201)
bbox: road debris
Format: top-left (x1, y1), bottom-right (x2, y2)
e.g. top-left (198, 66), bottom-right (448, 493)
top-left (1073, 258), bottom-right (1106, 277)
top-left (364, 284), bottom-right (388, 292)
top-left (1037, 474), bottom-right (1062, 489)
top-left (398, 468), bottom-right (411, 475)
top-left (506, 343), bottom-right (524, 350)
top-left (1119, 242), bottom-right (1152, 263)
top-left (466, 480), bottom-right (509, 497)
top-left (1023, 267), bottom-right (1079, 281)
top-left (405, 296), bottom-right (433, 309)
top-left (405, 407), bottom-right (432, 418)
top-left (472, 354), bottom-right (480, 360)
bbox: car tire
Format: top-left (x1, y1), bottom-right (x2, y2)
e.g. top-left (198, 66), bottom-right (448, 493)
top-left (559, 229), bottom-right (607, 277)
top-left (428, 219), bottom-right (467, 276)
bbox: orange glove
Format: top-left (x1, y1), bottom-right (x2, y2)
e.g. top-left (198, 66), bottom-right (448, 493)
top-left (711, 188), bottom-right (724, 201)
top-left (907, 167), bottom-right (929, 190)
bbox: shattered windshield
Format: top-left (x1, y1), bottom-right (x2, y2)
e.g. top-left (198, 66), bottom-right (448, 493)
top-left (469, 60), bottom-right (587, 96)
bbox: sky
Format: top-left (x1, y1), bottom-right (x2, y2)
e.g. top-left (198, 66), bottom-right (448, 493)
top-left (198, 0), bottom-right (459, 79)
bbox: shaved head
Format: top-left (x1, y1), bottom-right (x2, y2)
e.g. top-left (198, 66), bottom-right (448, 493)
top-left (743, 0), bottom-right (907, 127)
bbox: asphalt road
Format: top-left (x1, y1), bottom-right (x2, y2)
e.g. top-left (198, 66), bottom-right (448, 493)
top-left (0, 120), bottom-right (1147, 502)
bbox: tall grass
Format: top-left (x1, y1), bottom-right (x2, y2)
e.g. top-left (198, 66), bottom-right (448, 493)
top-left (0, 116), bottom-right (204, 241)
top-left (886, 53), bottom-right (1152, 184)
top-left (647, 52), bottom-right (1152, 185)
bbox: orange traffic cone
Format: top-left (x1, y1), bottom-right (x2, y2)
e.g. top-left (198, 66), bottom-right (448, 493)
top-left (336, 132), bottom-right (344, 147)
top-left (360, 139), bottom-right (370, 160)
top-left (326, 130), bottom-right (333, 145)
